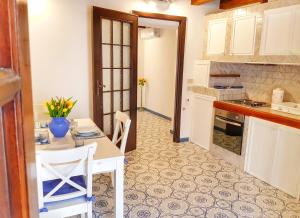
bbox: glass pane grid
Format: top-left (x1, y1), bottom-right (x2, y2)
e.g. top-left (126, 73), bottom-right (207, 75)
top-left (100, 18), bottom-right (132, 137)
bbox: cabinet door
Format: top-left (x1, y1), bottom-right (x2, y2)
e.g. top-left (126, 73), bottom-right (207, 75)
top-left (291, 6), bottom-right (300, 55)
top-left (230, 16), bottom-right (256, 55)
top-left (245, 118), bottom-right (278, 183)
top-left (190, 94), bottom-right (215, 150)
top-left (271, 127), bottom-right (300, 198)
top-left (207, 19), bottom-right (227, 55)
top-left (260, 6), bottom-right (294, 55)
top-left (193, 60), bottom-right (210, 87)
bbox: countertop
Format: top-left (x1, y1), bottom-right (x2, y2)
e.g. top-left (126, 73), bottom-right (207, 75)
top-left (214, 101), bottom-right (300, 129)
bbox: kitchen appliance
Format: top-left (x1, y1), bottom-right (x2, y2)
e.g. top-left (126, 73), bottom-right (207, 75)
top-left (272, 88), bottom-right (284, 104)
top-left (227, 99), bottom-right (269, 108)
top-left (271, 102), bottom-right (300, 116)
top-left (213, 108), bottom-right (245, 155)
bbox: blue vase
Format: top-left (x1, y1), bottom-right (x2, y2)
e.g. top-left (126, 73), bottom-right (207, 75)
top-left (49, 117), bottom-right (70, 138)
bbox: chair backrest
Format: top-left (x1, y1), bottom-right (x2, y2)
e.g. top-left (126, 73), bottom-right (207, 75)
top-left (112, 111), bottom-right (131, 154)
top-left (36, 142), bottom-right (97, 210)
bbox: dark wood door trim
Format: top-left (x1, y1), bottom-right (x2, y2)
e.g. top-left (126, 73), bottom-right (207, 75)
top-left (0, 70), bottom-right (21, 106)
top-left (92, 6), bottom-right (138, 151)
top-left (132, 11), bottom-right (187, 143)
top-left (0, 0), bottom-right (38, 217)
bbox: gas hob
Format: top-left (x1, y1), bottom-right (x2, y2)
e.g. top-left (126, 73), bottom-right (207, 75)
top-left (226, 99), bottom-right (269, 108)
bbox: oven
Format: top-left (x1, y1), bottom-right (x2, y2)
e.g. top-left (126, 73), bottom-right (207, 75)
top-left (213, 108), bottom-right (245, 155)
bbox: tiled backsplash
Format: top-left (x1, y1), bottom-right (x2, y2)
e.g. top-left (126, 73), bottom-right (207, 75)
top-left (210, 62), bottom-right (300, 103)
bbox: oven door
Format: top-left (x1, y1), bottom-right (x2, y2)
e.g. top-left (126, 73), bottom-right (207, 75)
top-left (213, 115), bottom-right (244, 155)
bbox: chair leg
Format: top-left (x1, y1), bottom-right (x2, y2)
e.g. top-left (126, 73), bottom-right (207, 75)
top-left (111, 172), bottom-right (115, 187)
top-left (87, 202), bottom-right (93, 218)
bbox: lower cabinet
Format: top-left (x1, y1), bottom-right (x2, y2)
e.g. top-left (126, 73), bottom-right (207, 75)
top-left (190, 94), bottom-right (216, 150)
top-left (245, 117), bottom-right (300, 198)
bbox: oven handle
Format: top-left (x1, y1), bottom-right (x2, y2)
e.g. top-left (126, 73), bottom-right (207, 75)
top-left (215, 117), bottom-right (242, 127)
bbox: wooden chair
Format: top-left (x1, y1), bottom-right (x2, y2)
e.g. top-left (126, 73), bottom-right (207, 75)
top-left (110, 111), bottom-right (131, 185)
top-left (36, 142), bottom-right (97, 218)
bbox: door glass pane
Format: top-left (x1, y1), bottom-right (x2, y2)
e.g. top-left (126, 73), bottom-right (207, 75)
top-left (102, 19), bottom-right (111, 44)
top-left (103, 114), bottom-right (111, 135)
top-left (113, 21), bottom-right (121, 44)
top-left (113, 46), bottom-right (121, 68)
top-left (114, 91), bottom-right (121, 112)
top-left (113, 69), bottom-right (121, 90)
top-left (123, 46), bottom-right (130, 68)
top-left (123, 90), bottom-right (130, 110)
top-left (123, 69), bottom-right (130, 89)
top-left (102, 45), bottom-right (111, 68)
top-left (123, 22), bottom-right (130, 45)
top-left (103, 92), bottom-right (111, 114)
top-left (103, 69), bottom-right (111, 91)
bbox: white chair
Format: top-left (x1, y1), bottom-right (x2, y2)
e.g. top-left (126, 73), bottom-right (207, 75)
top-left (36, 142), bottom-right (97, 218)
top-left (110, 111), bottom-right (131, 185)
top-left (112, 111), bottom-right (131, 154)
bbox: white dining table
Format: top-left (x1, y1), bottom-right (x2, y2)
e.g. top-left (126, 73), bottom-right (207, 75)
top-left (35, 118), bottom-right (124, 218)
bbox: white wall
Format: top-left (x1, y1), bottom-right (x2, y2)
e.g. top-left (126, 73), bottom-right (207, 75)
top-left (28, 0), bottom-right (219, 137)
top-left (138, 28), bottom-right (177, 119)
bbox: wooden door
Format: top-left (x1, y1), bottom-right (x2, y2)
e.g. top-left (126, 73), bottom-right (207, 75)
top-left (0, 0), bottom-right (38, 217)
top-left (93, 7), bottom-right (137, 152)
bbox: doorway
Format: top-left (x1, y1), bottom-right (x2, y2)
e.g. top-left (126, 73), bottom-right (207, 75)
top-left (137, 20), bottom-right (178, 134)
top-left (92, 9), bottom-right (186, 152)
top-left (92, 7), bottom-right (138, 152)
top-left (133, 11), bottom-right (186, 143)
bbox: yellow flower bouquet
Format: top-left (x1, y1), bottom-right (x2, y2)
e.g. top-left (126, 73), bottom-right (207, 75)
top-left (46, 97), bottom-right (77, 137)
top-left (46, 97), bottom-right (77, 118)
top-left (138, 78), bottom-right (147, 86)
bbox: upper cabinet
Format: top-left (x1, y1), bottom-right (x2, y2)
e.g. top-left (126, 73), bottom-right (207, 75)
top-left (260, 4), bottom-right (300, 55)
top-left (207, 19), bottom-right (227, 55)
top-left (291, 8), bottom-right (300, 55)
top-left (203, 2), bottom-right (300, 64)
top-left (230, 15), bottom-right (256, 55)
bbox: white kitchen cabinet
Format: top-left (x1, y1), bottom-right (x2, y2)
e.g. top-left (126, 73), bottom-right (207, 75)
top-left (245, 117), bottom-right (300, 198)
top-left (260, 4), bottom-right (300, 55)
top-left (190, 94), bottom-right (216, 150)
top-left (245, 118), bottom-right (277, 184)
top-left (193, 60), bottom-right (210, 87)
top-left (272, 127), bottom-right (300, 198)
top-left (207, 19), bottom-right (227, 55)
top-left (291, 7), bottom-right (300, 55)
top-left (230, 15), bottom-right (256, 55)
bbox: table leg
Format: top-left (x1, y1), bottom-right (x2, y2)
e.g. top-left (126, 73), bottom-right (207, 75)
top-left (114, 158), bottom-right (124, 218)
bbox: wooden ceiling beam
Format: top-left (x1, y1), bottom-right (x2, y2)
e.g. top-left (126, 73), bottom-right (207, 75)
top-left (191, 0), bottom-right (214, 5)
top-left (220, 0), bottom-right (268, 9)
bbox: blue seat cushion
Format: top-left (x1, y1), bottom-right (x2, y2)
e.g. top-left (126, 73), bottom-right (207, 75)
top-left (43, 175), bottom-right (86, 198)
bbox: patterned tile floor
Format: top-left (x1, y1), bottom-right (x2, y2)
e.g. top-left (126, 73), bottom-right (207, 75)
top-left (92, 111), bottom-right (300, 218)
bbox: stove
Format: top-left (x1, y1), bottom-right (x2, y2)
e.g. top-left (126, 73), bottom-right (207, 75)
top-left (227, 99), bottom-right (269, 108)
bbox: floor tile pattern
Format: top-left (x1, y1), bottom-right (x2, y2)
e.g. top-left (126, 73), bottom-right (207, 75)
top-left (92, 111), bottom-right (300, 218)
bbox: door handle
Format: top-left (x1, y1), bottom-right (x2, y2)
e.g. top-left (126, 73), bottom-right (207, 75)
top-left (96, 80), bottom-right (106, 96)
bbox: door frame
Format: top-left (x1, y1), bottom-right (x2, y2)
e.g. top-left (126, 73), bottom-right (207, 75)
top-left (132, 11), bottom-right (186, 143)
top-left (0, 0), bottom-right (38, 217)
top-left (92, 6), bottom-right (138, 152)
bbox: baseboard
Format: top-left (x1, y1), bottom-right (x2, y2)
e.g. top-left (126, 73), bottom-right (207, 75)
top-left (180, 137), bottom-right (189, 142)
top-left (142, 107), bottom-right (172, 121)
